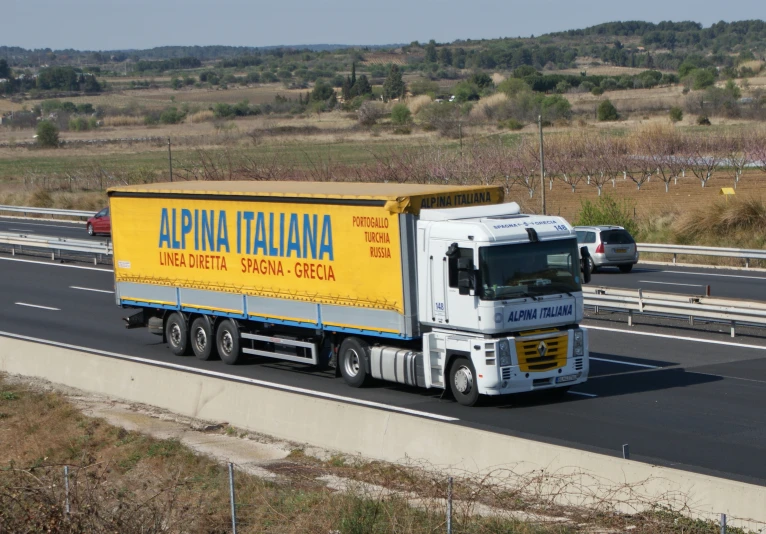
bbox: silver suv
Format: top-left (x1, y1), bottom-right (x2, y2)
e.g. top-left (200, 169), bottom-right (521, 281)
top-left (575, 226), bottom-right (639, 273)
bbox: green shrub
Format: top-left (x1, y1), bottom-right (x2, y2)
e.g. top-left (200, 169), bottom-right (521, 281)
top-left (500, 119), bottom-right (524, 130)
top-left (390, 103), bottom-right (412, 125)
top-left (669, 107), bottom-right (683, 123)
top-left (597, 99), bottom-right (619, 121)
top-left (35, 121), bottom-right (59, 147)
top-left (68, 116), bottom-right (90, 131)
top-left (159, 107), bottom-right (184, 124)
top-left (575, 194), bottom-right (638, 236)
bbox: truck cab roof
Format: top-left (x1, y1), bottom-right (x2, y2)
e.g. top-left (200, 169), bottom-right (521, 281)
top-left (422, 203), bottom-right (575, 244)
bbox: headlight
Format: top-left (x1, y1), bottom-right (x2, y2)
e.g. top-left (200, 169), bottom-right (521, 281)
top-left (574, 330), bottom-right (583, 344)
top-left (574, 345), bottom-right (584, 356)
top-left (497, 339), bottom-right (511, 367)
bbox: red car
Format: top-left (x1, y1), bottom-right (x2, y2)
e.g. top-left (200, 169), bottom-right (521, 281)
top-left (86, 207), bottom-right (111, 236)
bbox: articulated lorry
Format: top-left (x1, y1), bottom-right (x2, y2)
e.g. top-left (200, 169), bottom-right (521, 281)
top-left (109, 182), bottom-right (592, 406)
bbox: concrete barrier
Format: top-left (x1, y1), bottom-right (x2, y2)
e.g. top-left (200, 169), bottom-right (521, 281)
top-left (1, 334), bottom-right (764, 530)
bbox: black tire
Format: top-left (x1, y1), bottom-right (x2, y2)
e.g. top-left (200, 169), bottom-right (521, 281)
top-left (619, 263), bottom-right (633, 273)
top-left (216, 319), bottom-right (241, 365)
top-left (165, 312), bottom-right (190, 356)
top-left (587, 256), bottom-right (597, 274)
top-left (339, 337), bottom-right (370, 388)
top-left (87, 224), bottom-right (94, 236)
top-left (449, 357), bottom-right (480, 407)
top-left (190, 316), bottom-right (216, 361)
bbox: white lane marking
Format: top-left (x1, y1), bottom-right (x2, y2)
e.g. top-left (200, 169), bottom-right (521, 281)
top-left (8, 228), bottom-right (35, 233)
top-left (638, 280), bottom-right (704, 288)
top-left (568, 391), bottom-right (598, 397)
top-left (0, 331), bottom-right (459, 423)
top-left (15, 302), bottom-right (60, 311)
top-left (662, 270), bottom-right (766, 281)
top-left (590, 357), bottom-right (660, 369)
top-left (697, 373), bottom-right (766, 385)
top-left (584, 325), bottom-right (766, 351)
top-left (70, 286), bottom-right (114, 294)
top-left (0, 256), bottom-right (112, 272)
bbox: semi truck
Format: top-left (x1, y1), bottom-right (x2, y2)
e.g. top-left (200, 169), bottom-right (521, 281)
top-left (109, 181), bottom-right (592, 406)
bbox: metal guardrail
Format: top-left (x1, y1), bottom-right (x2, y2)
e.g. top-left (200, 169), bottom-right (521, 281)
top-left (638, 243), bottom-right (766, 268)
top-left (584, 286), bottom-right (766, 337)
top-left (0, 232), bottom-right (112, 264)
top-left (0, 205), bottom-right (96, 219)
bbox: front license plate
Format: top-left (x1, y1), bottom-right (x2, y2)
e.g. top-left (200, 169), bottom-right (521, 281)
top-left (556, 374), bottom-right (577, 384)
top-left (615, 248), bottom-right (627, 253)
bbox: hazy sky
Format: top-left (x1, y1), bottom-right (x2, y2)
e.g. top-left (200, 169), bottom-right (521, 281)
top-left (6, 0), bottom-right (766, 50)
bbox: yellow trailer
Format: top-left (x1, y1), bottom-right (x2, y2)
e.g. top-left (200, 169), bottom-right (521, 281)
top-left (110, 181), bottom-right (502, 339)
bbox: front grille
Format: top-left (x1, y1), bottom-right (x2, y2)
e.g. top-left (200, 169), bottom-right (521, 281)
top-left (501, 367), bottom-right (511, 380)
top-left (515, 334), bottom-right (568, 372)
top-left (575, 358), bottom-right (583, 371)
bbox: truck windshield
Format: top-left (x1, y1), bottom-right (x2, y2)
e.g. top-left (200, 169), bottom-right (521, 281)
top-left (478, 238), bottom-right (581, 300)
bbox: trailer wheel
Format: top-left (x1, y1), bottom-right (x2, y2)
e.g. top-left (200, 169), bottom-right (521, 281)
top-left (191, 316), bottom-right (216, 361)
top-left (216, 319), bottom-right (241, 365)
top-left (339, 337), bottom-right (369, 388)
top-left (165, 312), bottom-right (190, 356)
top-left (449, 357), bottom-right (480, 407)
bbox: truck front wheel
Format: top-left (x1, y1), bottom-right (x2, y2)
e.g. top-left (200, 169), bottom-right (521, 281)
top-left (339, 337), bottom-right (369, 388)
top-left (449, 357), bottom-right (480, 407)
top-left (216, 319), bottom-right (241, 365)
top-left (165, 312), bottom-right (190, 356)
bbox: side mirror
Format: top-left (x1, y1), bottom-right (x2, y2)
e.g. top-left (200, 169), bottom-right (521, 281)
top-left (580, 246), bottom-right (592, 285)
top-left (457, 257), bottom-right (474, 295)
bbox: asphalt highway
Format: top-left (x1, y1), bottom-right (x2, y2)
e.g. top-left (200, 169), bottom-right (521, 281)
top-left (1, 254), bottom-right (766, 486)
top-left (592, 263), bottom-right (766, 301)
top-left (0, 216), bottom-right (101, 240)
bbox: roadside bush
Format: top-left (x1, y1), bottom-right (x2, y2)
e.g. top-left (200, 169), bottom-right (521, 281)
top-left (30, 188), bottom-right (55, 208)
top-left (669, 106), bottom-right (683, 122)
top-left (499, 119), bottom-right (524, 130)
top-left (36, 121), bottom-right (59, 147)
top-left (590, 86), bottom-right (604, 96)
top-left (159, 107), bottom-right (185, 124)
top-left (597, 99), bottom-right (619, 121)
top-left (357, 101), bottom-right (385, 126)
top-left (697, 115), bottom-right (711, 126)
top-left (576, 194), bottom-right (638, 236)
top-left (68, 116), bottom-right (90, 131)
top-left (391, 103), bottom-right (412, 125)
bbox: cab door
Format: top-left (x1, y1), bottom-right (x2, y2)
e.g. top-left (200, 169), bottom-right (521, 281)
top-left (428, 241), bottom-right (449, 325)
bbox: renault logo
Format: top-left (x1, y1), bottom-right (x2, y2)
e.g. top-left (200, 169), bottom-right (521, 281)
top-left (537, 341), bottom-right (548, 358)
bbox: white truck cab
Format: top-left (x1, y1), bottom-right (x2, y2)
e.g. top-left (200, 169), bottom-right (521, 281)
top-left (415, 202), bottom-right (589, 405)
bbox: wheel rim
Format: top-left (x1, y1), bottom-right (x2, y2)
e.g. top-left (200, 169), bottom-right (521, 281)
top-left (221, 330), bottom-right (233, 355)
top-left (453, 365), bottom-right (473, 394)
top-left (87, 225), bottom-right (93, 235)
top-left (343, 348), bottom-right (360, 378)
top-left (169, 323), bottom-right (182, 347)
top-left (194, 326), bottom-right (207, 352)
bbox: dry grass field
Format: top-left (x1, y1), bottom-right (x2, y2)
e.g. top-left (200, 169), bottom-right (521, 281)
top-left (537, 168), bottom-right (766, 222)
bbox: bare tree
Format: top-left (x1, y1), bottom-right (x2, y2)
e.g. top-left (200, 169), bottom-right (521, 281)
top-left (685, 134), bottom-right (723, 188)
top-left (579, 135), bottom-right (611, 196)
top-left (722, 133), bottom-right (750, 189)
top-left (549, 135), bottom-right (585, 193)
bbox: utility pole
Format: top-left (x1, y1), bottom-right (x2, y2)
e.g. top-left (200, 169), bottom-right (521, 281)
top-left (167, 138), bottom-right (173, 182)
top-left (538, 115), bottom-right (546, 215)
